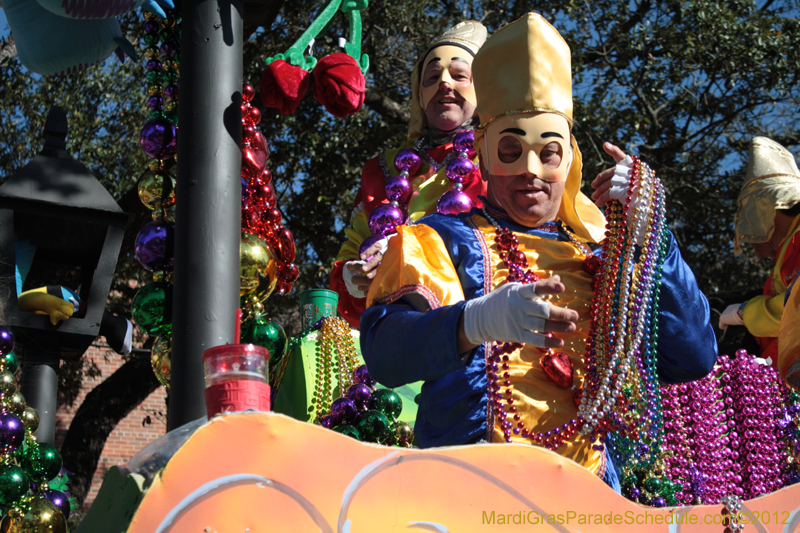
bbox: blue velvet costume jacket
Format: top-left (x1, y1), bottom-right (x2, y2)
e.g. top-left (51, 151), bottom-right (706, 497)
top-left (360, 205), bottom-right (717, 481)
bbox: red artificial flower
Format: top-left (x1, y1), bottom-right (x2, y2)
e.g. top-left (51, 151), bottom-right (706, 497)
top-left (312, 53), bottom-right (366, 119)
top-left (259, 60), bottom-right (311, 115)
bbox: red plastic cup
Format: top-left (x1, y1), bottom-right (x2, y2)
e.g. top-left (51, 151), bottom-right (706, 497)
top-left (202, 344), bottom-right (270, 418)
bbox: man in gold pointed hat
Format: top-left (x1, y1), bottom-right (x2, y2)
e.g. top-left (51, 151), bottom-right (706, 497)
top-left (720, 137), bottom-right (800, 372)
top-left (359, 13), bottom-right (716, 488)
top-left (330, 21), bottom-right (489, 329)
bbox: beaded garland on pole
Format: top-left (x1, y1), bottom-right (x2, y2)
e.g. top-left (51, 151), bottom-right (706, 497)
top-left (0, 327), bottom-right (73, 529)
top-left (133, 12), bottom-right (182, 388)
top-left (133, 13), bottom-right (299, 387)
top-left (482, 157), bottom-right (674, 503)
top-left (306, 316), bottom-right (414, 447)
top-left (360, 131), bottom-right (478, 256)
top-left (238, 83), bottom-right (298, 384)
top-left (238, 81), bottom-right (298, 352)
top-left (240, 83), bottom-right (299, 301)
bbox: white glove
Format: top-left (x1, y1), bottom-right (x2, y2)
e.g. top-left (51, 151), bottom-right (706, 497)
top-left (463, 282), bottom-right (551, 348)
top-left (343, 260), bottom-right (368, 298)
top-left (608, 156), bottom-right (648, 246)
top-left (719, 303), bottom-right (745, 329)
top-left (608, 156), bottom-right (635, 202)
top-left (342, 236), bottom-right (390, 299)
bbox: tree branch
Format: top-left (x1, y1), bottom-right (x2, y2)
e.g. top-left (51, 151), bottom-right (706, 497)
top-left (243, 0), bottom-right (286, 41)
top-left (614, 0), bottom-right (651, 36)
top-left (759, 0), bottom-right (776, 12)
top-left (0, 36), bottom-right (17, 68)
top-left (363, 88), bottom-right (409, 126)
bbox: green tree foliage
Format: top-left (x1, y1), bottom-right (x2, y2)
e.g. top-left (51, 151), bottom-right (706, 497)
top-left (247, 0), bottom-right (800, 329)
top-left (0, 16), bottom-right (151, 409)
top-left (1, 0), bottom-right (799, 507)
top-left (537, 0), bottom-right (800, 310)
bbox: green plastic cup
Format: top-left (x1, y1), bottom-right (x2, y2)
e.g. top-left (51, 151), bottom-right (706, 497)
top-left (299, 289), bottom-right (339, 331)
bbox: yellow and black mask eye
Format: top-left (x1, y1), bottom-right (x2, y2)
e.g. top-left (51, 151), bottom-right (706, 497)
top-left (482, 113), bottom-right (571, 182)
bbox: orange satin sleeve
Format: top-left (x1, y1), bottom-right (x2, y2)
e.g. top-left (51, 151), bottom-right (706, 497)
top-left (366, 224), bottom-right (464, 311)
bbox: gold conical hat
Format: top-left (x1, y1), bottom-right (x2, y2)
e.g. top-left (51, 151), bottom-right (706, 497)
top-left (470, 13), bottom-right (605, 243)
top-left (473, 13), bottom-right (573, 135)
top-left (735, 136), bottom-right (800, 254)
top-left (407, 21), bottom-right (488, 140)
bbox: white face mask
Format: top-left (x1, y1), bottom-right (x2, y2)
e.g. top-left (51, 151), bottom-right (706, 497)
top-left (481, 113), bottom-right (572, 182)
top-left (419, 45), bottom-right (477, 110)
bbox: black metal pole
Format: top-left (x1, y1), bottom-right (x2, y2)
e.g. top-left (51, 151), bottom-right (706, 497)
top-left (171, 0), bottom-right (243, 430)
top-left (19, 348), bottom-right (60, 444)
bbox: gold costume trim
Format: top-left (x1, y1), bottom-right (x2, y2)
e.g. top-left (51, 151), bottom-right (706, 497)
top-left (740, 173), bottom-right (800, 192)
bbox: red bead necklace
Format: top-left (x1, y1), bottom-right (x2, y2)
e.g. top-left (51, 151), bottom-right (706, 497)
top-left (481, 209), bottom-right (588, 449)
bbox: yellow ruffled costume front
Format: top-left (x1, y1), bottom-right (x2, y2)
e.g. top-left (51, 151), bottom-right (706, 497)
top-left (368, 216), bottom-right (604, 475)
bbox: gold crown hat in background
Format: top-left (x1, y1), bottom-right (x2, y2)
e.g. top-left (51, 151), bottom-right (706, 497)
top-left (735, 136), bottom-right (800, 254)
top-left (472, 12), bottom-right (573, 136)
top-left (407, 20), bottom-right (488, 139)
top-left (425, 20), bottom-right (488, 58)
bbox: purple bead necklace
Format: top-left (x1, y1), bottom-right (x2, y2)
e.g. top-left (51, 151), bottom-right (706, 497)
top-left (360, 131), bottom-right (478, 257)
top-left (662, 350), bottom-right (800, 505)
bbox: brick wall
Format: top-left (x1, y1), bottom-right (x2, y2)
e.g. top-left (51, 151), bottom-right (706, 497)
top-left (53, 344), bottom-right (167, 507)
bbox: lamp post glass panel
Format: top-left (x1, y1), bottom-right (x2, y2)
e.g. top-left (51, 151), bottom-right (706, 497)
top-left (0, 107), bottom-right (128, 444)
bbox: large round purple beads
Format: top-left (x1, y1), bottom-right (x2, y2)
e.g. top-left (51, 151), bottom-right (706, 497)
top-left (437, 189), bottom-right (474, 215)
top-left (0, 327), bottom-right (14, 356)
top-left (358, 233), bottom-right (385, 259)
top-left (368, 204), bottom-right (405, 236)
top-left (445, 156), bottom-right (476, 183)
top-left (0, 413), bottom-right (24, 453)
top-left (453, 130), bottom-right (474, 153)
top-left (330, 397), bottom-right (358, 425)
top-left (394, 148), bottom-right (422, 174)
top-left (135, 221), bottom-right (175, 272)
top-left (140, 118), bottom-right (178, 160)
top-left (384, 174), bottom-right (412, 204)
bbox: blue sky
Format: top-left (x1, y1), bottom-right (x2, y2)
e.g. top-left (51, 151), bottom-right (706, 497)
top-left (0, 11), bottom-right (8, 39)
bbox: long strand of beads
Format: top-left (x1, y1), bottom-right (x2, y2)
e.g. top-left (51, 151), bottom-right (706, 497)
top-left (575, 158), bottom-right (673, 506)
top-left (583, 199), bottom-right (626, 437)
top-left (580, 163), bottom-right (639, 439)
top-left (481, 207), bottom-right (586, 448)
top-left (608, 168), bottom-right (663, 463)
top-left (309, 326), bottom-right (334, 422)
top-left (333, 318), bottom-right (361, 391)
top-left (133, 12), bottom-right (181, 361)
top-left (608, 164), bottom-right (675, 505)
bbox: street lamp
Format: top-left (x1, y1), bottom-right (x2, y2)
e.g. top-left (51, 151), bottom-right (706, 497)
top-left (0, 106), bottom-right (129, 444)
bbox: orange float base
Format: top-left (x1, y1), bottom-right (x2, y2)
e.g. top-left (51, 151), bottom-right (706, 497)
top-left (126, 412), bottom-right (800, 532)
